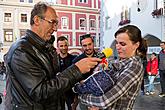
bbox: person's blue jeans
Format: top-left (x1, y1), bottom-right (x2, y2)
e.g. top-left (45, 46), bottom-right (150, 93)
top-left (147, 75), bottom-right (156, 92)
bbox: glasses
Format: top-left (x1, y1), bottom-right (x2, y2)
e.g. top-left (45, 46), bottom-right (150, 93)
top-left (41, 18), bottom-right (58, 27)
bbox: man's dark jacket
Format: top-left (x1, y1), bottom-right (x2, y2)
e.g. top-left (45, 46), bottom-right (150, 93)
top-left (4, 30), bottom-right (82, 110)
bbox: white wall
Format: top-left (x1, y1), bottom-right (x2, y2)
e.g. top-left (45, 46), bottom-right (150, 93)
top-left (101, 0), bottom-right (164, 48)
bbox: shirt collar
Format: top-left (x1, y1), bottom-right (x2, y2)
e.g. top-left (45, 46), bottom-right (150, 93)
top-left (26, 29), bottom-right (46, 47)
top-left (112, 56), bottom-right (141, 71)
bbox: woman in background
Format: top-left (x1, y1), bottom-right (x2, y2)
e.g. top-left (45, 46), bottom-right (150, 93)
top-left (146, 52), bottom-right (158, 95)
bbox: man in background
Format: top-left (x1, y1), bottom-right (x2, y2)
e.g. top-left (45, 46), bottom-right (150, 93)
top-left (57, 36), bottom-right (77, 110)
top-left (73, 34), bottom-right (98, 110)
top-left (73, 34), bottom-right (97, 80)
top-left (158, 41), bottom-right (165, 97)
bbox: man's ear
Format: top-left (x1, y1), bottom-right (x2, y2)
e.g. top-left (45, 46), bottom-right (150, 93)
top-left (33, 15), bottom-right (41, 26)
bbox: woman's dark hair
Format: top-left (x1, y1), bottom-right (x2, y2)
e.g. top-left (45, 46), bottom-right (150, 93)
top-left (152, 52), bottom-right (157, 56)
top-left (30, 2), bottom-right (49, 25)
top-left (114, 25), bottom-right (148, 57)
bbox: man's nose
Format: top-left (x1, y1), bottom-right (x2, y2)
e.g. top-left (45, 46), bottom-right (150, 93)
top-left (86, 45), bottom-right (90, 49)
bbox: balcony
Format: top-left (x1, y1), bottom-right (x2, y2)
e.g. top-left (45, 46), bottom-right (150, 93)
top-left (151, 8), bottom-right (163, 18)
top-left (118, 19), bottom-right (130, 26)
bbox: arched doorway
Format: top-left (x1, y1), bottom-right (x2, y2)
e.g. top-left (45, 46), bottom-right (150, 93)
top-left (144, 34), bottom-right (161, 47)
top-left (144, 34), bottom-right (161, 54)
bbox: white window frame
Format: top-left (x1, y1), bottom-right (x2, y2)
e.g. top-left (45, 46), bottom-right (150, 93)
top-left (79, 0), bottom-right (88, 3)
top-left (105, 16), bottom-right (111, 30)
top-left (4, 12), bottom-right (12, 22)
top-left (79, 18), bottom-right (86, 30)
top-left (61, 17), bottom-right (69, 29)
top-left (4, 29), bottom-right (13, 42)
top-left (20, 0), bottom-right (25, 2)
top-left (20, 29), bottom-right (26, 38)
top-left (20, 13), bottom-right (27, 23)
top-left (79, 34), bottom-right (83, 46)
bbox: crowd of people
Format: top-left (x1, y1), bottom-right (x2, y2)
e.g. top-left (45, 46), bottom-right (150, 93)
top-left (1, 1), bottom-right (165, 110)
top-left (140, 41), bottom-right (165, 97)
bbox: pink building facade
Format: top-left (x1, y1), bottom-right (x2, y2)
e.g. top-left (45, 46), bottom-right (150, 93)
top-left (54, 0), bottom-right (100, 55)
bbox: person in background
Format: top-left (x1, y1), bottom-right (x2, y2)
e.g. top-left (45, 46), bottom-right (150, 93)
top-left (73, 34), bottom-right (97, 80)
top-left (57, 36), bottom-right (77, 110)
top-left (72, 34), bottom-right (98, 110)
top-left (158, 41), bottom-right (165, 97)
top-left (140, 40), bottom-right (148, 95)
top-left (145, 52), bottom-right (158, 95)
top-left (1, 62), bottom-right (6, 80)
top-left (4, 2), bottom-right (101, 110)
top-left (79, 25), bottom-right (147, 110)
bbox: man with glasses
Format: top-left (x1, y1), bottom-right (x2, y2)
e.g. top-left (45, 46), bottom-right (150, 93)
top-left (4, 2), bottom-right (101, 110)
top-left (158, 41), bottom-right (165, 97)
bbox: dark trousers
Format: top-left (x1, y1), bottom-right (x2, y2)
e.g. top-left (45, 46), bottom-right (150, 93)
top-left (141, 78), bottom-right (144, 92)
top-left (159, 70), bottom-right (165, 93)
top-left (65, 96), bottom-right (74, 110)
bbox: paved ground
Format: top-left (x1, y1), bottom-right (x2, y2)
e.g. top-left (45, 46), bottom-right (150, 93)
top-left (0, 76), bottom-right (165, 110)
top-left (0, 79), bottom-right (5, 110)
top-left (133, 83), bottom-right (165, 110)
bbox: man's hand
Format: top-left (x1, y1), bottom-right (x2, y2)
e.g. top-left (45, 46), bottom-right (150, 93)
top-left (75, 57), bottom-right (101, 74)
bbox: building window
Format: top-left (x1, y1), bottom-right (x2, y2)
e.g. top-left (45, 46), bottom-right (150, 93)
top-left (20, 0), bottom-right (24, 2)
top-left (79, 18), bottom-right (86, 27)
top-left (79, 18), bottom-right (86, 30)
top-left (28, 0), bottom-right (33, 3)
top-left (61, 17), bottom-right (68, 29)
top-left (105, 16), bottom-right (111, 30)
top-left (4, 29), bottom-right (13, 42)
top-left (21, 14), bottom-right (27, 22)
top-left (47, 0), bottom-right (57, 3)
top-left (79, 35), bottom-right (83, 46)
top-left (20, 29), bottom-right (26, 38)
top-left (79, 0), bottom-right (87, 3)
top-left (92, 36), bottom-right (96, 46)
top-left (90, 19), bottom-right (96, 28)
top-left (151, 0), bottom-right (163, 17)
top-left (119, 6), bottom-right (131, 26)
top-left (4, 13), bottom-right (11, 22)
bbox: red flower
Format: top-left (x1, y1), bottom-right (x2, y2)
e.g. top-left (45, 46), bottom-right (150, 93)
top-left (151, 8), bottom-right (163, 18)
top-left (119, 19), bottom-right (130, 26)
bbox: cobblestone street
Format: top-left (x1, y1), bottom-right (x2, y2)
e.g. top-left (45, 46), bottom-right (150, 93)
top-left (0, 78), bottom-right (165, 110)
top-left (0, 79), bottom-right (5, 110)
